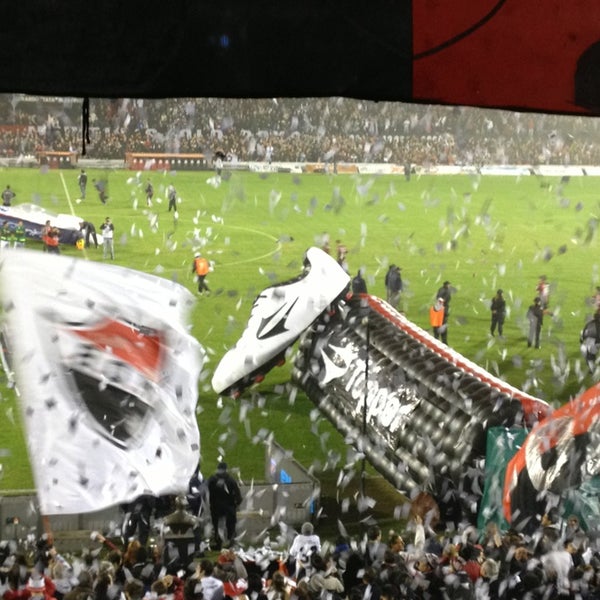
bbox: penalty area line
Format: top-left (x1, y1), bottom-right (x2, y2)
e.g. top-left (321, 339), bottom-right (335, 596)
top-left (59, 171), bottom-right (88, 259)
top-left (59, 171), bottom-right (76, 216)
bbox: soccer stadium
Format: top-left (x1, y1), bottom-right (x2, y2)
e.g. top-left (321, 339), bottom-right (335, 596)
top-left (1, 93), bottom-right (600, 598)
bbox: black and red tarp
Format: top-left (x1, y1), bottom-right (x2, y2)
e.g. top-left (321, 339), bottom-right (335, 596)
top-left (4, 1), bottom-right (600, 115)
top-left (504, 383), bottom-right (600, 532)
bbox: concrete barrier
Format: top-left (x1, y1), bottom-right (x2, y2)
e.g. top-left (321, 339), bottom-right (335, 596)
top-left (0, 443), bottom-right (320, 551)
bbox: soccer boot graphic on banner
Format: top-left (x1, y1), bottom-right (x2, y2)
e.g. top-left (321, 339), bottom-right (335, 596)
top-left (211, 246), bottom-right (350, 397)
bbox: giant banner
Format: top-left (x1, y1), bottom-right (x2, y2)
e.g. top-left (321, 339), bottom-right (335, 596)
top-left (0, 250), bottom-right (205, 515)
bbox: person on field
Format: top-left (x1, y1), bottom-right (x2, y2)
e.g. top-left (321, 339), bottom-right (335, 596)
top-left (527, 297), bottom-right (544, 348)
top-left (145, 180), bottom-right (154, 207)
top-left (46, 227), bottom-right (60, 254)
top-left (580, 310), bottom-right (600, 373)
top-left (41, 220), bottom-right (51, 252)
top-left (79, 220), bottom-right (98, 249)
top-left (2, 185), bottom-right (15, 207)
top-left (13, 220), bottom-right (26, 248)
top-left (78, 169), bottom-right (88, 199)
top-left (430, 297), bottom-right (447, 344)
top-left (593, 286), bottom-right (600, 311)
top-left (336, 239), bottom-right (349, 273)
top-left (490, 289), bottom-right (506, 337)
top-left (351, 269), bottom-right (368, 295)
top-left (100, 216), bottom-right (114, 259)
top-left (167, 184), bottom-right (177, 212)
top-left (192, 252), bottom-right (211, 295)
top-left (385, 264), bottom-right (403, 310)
top-left (0, 220), bottom-right (12, 249)
top-left (536, 275), bottom-right (551, 309)
top-left (92, 179), bottom-right (108, 204)
top-left (436, 281), bottom-right (452, 323)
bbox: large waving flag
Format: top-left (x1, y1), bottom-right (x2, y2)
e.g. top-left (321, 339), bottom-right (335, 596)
top-left (0, 250), bottom-right (204, 515)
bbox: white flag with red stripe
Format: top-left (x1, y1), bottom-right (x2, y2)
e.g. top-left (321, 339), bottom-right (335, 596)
top-left (0, 250), bottom-right (204, 515)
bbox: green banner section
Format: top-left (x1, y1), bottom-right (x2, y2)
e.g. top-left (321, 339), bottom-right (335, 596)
top-left (477, 427), bottom-right (527, 531)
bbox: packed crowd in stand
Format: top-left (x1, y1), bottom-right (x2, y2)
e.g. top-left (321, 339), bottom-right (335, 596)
top-left (2, 501), bottom-right (600, 600)
top-left (0, 96), bottom-right (600, 166)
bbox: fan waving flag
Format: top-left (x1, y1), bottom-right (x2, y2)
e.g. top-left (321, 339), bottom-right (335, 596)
top-left (0, 250), bottom-right (205, 515)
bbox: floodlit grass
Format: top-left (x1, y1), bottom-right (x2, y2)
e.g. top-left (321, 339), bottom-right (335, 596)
top-left (0, 167), bottom-right (599, 500)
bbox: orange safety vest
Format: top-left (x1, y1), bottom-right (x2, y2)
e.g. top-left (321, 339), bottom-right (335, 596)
top-left (429, 304), bottom-right (444, 327)
top-left (194, 256), bottom-right (209, 276)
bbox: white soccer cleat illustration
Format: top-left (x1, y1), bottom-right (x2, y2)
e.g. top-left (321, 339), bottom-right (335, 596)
top-left (211, 247), bottom-right (350, 396)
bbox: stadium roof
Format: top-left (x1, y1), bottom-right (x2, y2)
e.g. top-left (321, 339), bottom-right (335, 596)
top-left (4, 1), bottom-right (600, 116)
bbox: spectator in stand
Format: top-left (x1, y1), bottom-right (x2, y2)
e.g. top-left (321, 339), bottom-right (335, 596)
top-left (265, 571), bottom-right (289, 600)
top-left (288, 522), bottom-right (321, 580)
top-left (306, 554), bottom-right (344, 598)
top-left (350, 567), bottom-right (381, 600)
top-left (363, 525), bottom-right (387, 571)
top-left (187, 462), bottom-right (207, 555)
top-left (25, 572), bottom-right (57, 600)
top-left (195, 559), bottom-right (224, 600)
top-left (3, 563), bottom-right (30, 600)
top-left (121, 494), bottom-right (155, 547)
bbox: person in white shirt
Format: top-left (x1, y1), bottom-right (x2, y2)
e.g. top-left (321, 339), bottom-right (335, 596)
top-left (100, 216), bottom-right (114, 259)
top-left (196, 559), bottom-right (224, 600)
top-left (289, 522), bottom-right (321, 580)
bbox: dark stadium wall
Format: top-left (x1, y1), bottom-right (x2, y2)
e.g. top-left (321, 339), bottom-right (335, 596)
top-left (3, 2), bottom-right (600, 115)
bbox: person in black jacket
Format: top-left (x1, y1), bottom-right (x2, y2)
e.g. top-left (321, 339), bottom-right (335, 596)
top-left (436, 281), bottom-right (452, 323)
top-left (384, 265), bottom-right (403, 310)
top-left (207, 462), bottom-right (242, 549)
top-left (580, 310), bottom-right (600, 372)
top-left (490, 289), bottom-right (506, 337)
top-left (351, 269), bottom-right (368, 295)
top-left (79, 220), bottom-right (98, 248)
top-left (527, 297), bottom-right (544, 349)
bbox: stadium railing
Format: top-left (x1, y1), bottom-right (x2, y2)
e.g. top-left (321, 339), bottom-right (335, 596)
top-left (37, 151), bottom-right (78, 169)
top-left (125, 152), bottom-right (206, 171)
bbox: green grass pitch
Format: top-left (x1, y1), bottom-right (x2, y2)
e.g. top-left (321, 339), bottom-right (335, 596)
top-left (0, 166), bottom-right (598, 493)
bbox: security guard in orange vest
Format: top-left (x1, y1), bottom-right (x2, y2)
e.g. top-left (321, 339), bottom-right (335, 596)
top-left (429, 297), bottom-right (447, 344)
top-left (192, 252), bottom-right (211, 295)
